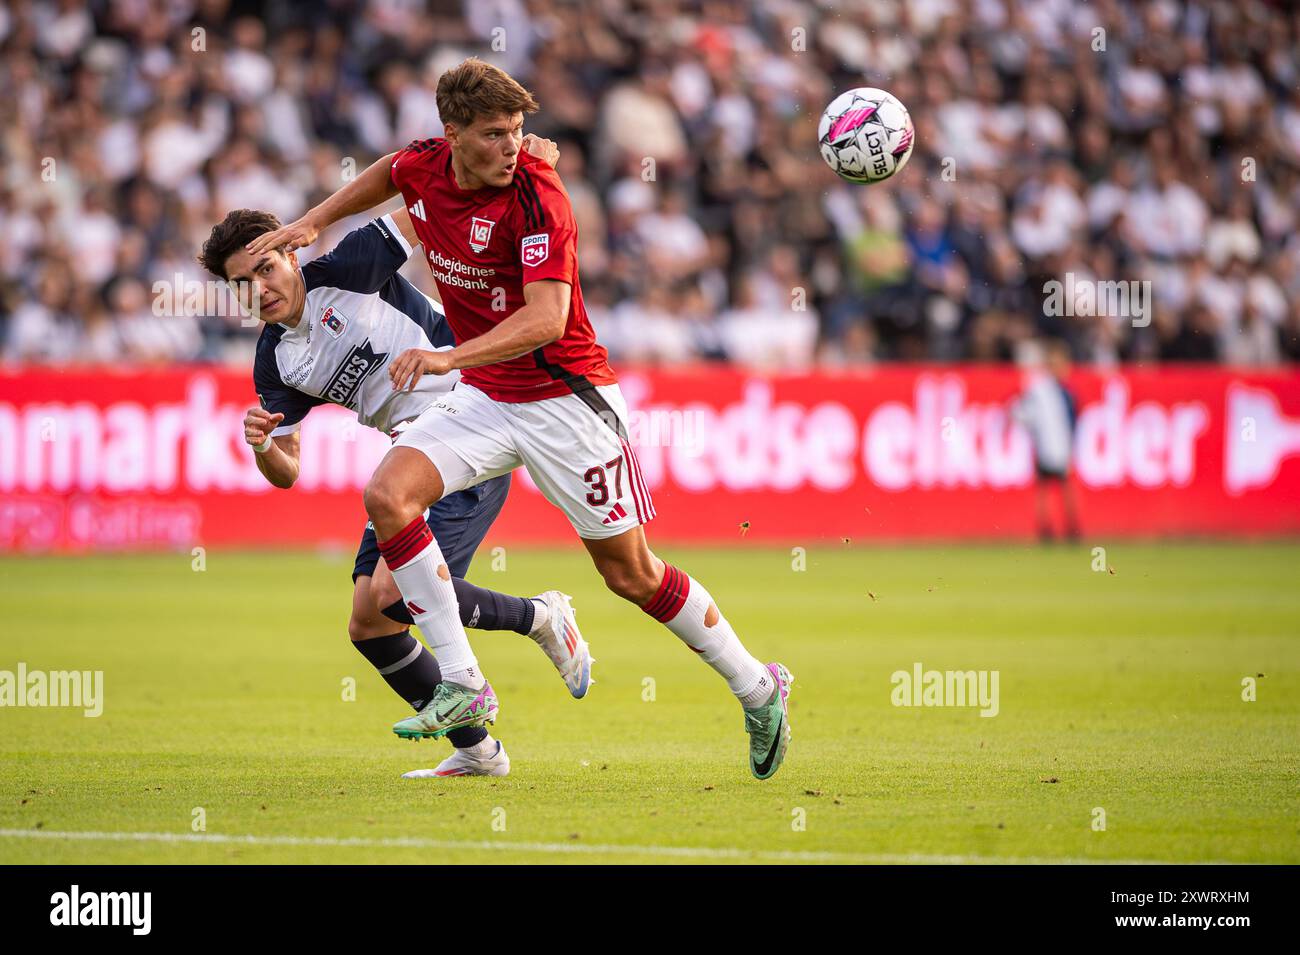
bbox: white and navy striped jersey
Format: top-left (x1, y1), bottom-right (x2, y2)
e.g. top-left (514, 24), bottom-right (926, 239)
top-left (254, 214), bottom-right (458, 437)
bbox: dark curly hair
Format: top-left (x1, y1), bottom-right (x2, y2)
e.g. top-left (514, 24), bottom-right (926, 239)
top-left (197, 209), bottom-right (283, 280)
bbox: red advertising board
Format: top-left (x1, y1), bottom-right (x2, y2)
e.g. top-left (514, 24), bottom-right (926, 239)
top-left (1, 365), bottom-right (1298, 552)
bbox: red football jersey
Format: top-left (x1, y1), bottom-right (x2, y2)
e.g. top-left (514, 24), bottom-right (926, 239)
top-left (389, 138), bottom-right (616, 402)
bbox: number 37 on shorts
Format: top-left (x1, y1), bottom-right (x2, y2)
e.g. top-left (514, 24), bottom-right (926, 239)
top-left (394, 382), bottom-right (656, 541)
top-left (585, 454), bottom-right (629, 516)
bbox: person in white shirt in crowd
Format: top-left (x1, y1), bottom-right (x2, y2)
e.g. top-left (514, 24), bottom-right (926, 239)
top-left (1011, 339), bottom-right (1081, 543)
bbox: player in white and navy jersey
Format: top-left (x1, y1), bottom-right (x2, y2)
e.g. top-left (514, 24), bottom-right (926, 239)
top-left (199, 142), bottom-right (591, 778)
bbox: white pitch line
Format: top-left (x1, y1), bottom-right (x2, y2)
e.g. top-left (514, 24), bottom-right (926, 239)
top-left (0, 829), bottom-right (1223, 864)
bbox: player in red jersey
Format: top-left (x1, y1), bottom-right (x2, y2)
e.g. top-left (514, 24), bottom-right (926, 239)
top-left (249, 59), bottom-right (792, 779)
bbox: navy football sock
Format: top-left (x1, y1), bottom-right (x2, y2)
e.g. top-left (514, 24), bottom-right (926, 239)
top-left (380, 598), bottom-right (414, 626)
top-left (451, 577), bottom-right (535, 634)
top-left (382, 578), bottom-right (535, 635)
top-left (352, 631), bottom-right (486, 749)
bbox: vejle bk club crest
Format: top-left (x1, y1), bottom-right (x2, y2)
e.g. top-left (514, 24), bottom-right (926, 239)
top-left (469, 216), bottom-right (495, 253)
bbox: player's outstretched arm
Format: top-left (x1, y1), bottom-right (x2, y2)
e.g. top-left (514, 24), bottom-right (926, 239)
top-left (390, 205), bottom-right (421, 250)
top-left (246, 152), bottom-right (400, 255)
top-left (254, 137), bottom-right (554, 258)
top-left (388, 279), bottom-right (571, 391)
top-left (243, 407), bottom-right (301, 488)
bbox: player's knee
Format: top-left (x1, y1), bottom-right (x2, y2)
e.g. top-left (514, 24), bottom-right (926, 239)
top-left (361, 480), bottom-right (393, 522)
top-left (370, 574), bottom-right (401, 611)
top-left (347, 608), bottom-right (380, 642)
top-left (599, 561), bottom-right (658, 605)
top-left (363, 479), bottom-right (413, 527)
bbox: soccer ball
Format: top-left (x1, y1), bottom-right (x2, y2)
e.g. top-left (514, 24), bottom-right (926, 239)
top-left (818, 88), bottom-right (915, 184)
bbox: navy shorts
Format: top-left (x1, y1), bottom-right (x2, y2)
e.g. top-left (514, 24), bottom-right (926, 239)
top-left (352, 473), bottom-right (512, 582)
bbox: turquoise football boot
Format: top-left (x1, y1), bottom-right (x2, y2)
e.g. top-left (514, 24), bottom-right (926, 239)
top-left (744, 663), bottom-right (793, 780)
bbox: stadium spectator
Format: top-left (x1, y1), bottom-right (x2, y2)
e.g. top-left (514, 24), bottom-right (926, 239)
top-left (1011, 339), bottom-right (1082, 542)
top-left (1, 0), bottom-right (1297, 369)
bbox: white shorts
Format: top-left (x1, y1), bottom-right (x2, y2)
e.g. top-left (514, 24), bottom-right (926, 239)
top-left (394, 382), bottom-right (656, 540)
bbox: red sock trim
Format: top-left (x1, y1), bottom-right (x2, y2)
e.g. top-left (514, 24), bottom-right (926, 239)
top-left (378, 516), bottom-right (433, 570)
top-left (641, 564), bottom-right (690, 622)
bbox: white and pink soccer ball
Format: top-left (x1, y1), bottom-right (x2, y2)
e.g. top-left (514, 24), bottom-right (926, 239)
top-left (818, 87), bottom-right (914, 184)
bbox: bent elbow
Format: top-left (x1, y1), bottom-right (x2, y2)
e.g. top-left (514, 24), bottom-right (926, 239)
top-left (540, 309), bottom-right (567, 345)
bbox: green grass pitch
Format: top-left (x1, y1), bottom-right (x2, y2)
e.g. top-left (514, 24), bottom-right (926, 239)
top-left (1, 542), bottom-right (1297, 864)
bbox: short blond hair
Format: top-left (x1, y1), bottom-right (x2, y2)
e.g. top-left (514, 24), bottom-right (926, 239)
top-left (437, 58), bottom-right (539, 129)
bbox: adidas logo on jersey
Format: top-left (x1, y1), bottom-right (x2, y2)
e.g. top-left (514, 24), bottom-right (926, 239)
top-left (409, 199), bottom-right (426, 221)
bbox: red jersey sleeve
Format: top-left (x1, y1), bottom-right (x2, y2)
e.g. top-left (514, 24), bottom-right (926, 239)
top-left (390, 137), bottom-right (443, 193)
top-left (514, 160), bottom-right (579, 286)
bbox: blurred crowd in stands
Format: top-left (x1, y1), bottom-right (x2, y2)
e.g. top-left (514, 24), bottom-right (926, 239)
top-left (2, 0), bottom-right (1298, 369)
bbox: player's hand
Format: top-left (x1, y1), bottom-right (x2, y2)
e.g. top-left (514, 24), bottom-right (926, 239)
top-left (246, 216), bottom-right (320, 255)
top-left (390, 348), bottom-right (456, 392)
top-left (522, 134), bottom-right (560, 168)
top-left (243, 408), bottom-right (285, 447)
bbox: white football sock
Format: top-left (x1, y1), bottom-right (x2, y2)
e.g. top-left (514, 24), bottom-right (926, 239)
top-left (463, 735), bottom-right (498, 758)
top-left (528, 597), bottom-right (549, 638)
top-left (644, 565), bottom-right (769, 704)
top-left (379, 518), bottom-right (483, 688)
